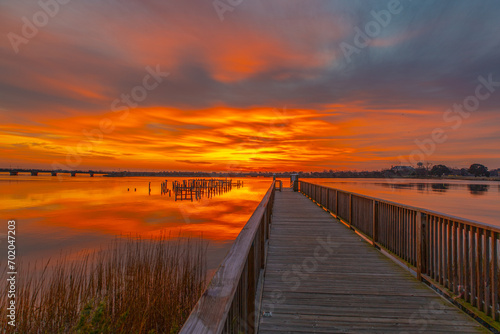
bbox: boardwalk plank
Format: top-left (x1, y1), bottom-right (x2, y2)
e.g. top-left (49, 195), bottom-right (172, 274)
top-left (258, 189), bottom-right (487, 333)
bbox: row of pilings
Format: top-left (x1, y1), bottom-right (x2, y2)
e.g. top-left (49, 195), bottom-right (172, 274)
top-left (160, 178), bottom-right (243, 201)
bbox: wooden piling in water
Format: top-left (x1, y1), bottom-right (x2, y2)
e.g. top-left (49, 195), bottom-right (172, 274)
top-left (168, 178), bottom-right (243, 201)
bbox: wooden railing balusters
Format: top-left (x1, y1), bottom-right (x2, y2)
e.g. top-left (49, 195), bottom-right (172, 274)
top-left (297, 181), bottom-right (500, 323)
top-left (491, 232), bottom-right (499, 320)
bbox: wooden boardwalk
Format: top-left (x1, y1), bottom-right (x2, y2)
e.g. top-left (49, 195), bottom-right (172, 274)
top-left (258, 189), bottom-right (487, 333)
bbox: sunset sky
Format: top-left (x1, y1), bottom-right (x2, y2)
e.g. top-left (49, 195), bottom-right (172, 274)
top-left (1, 0), bottom-right (499, 171)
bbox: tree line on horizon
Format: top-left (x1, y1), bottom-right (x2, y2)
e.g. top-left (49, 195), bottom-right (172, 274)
top-left (388, 162), bottom-right (495, 178)
top-left (95, 163), bottom-right (498, 178)
top-left (3, 163), bottom-right (498, 178)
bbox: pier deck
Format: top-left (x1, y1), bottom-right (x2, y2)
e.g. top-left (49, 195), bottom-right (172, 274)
top-left (258, 189), bottom-right (486, 333)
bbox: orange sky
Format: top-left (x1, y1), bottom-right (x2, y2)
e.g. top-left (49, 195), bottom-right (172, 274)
top-left (1, 1), bottom-right (499, 171)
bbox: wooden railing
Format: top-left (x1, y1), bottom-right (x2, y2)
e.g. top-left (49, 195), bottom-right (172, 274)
top-left (180, 181), bottom-right (275, 334)
top-left (300, 181), bottom-right (500, 322)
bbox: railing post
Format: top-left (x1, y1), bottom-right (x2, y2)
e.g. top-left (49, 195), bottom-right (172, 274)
top-left (372, 200), bottom-right (378, 246)
top-left (247, 243), bottom-right (256, 334)
top-left (417, 211), bottom-right (427, 281)
top-left (261, 214), bottom-right (266, 268)
top-left (348, 193), bottom-right (352, 225)
top-left (335, 189), bottom-right (338, 215)
top-left (492, 232), bottom-right (498, 321)
top-left (325, 187), bottom-right (329, 209)
top-left (328, 189), bottom-right (332, 211)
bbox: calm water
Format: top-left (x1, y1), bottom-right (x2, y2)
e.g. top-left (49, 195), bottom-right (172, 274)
top-left (308, 178), bottom-right (500, 227)
top-left (0, 174), bottom-right (276, 271)
top-left (2, 176), bottom-right (499, 274)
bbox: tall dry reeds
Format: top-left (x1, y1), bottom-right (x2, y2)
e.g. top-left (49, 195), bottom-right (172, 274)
top-left (0, 235), bottom-right (207, 333)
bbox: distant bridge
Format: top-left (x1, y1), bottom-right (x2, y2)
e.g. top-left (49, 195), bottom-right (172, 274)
top-left (0, 168), bottom-right (108, 177)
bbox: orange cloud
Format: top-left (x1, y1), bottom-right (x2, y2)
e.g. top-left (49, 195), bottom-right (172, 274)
top-left (0, 105), bottom-right (359, 170)
top-left (2, 101), bottom-right (499, 171)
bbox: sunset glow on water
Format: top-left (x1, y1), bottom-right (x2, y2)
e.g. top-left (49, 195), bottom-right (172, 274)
top-left (0, 175), bottom-right (275, 270)
top-left (3, 174), bottom-right (499, 272)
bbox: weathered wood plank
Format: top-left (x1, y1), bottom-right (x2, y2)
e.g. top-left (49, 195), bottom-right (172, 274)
top-left (258, 189), bottom-right (485, 333)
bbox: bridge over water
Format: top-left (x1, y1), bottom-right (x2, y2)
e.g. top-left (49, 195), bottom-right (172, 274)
top-left (1, 168), bottom-right (103, 177)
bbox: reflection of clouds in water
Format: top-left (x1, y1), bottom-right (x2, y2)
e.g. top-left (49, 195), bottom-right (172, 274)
top-left (1, 176), bottom-right (272, 271)
top-left (2, 223), bottom-right (111, 272)
top-left (2, 177), bottom-right (269, 240)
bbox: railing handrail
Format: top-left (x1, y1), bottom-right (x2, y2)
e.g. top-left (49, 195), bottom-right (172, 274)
top-left (300, 181), bottom-right (500, 233)
top-left (299, 180), bottom-right (500, 325)
top-left (180, 181), bottom-right (275, 334)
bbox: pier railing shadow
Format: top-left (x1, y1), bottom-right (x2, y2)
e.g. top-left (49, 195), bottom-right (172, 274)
top-left (299, 180), bottom-right (500, 327)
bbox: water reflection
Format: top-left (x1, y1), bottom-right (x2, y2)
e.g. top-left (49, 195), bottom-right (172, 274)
top-left (0, 175), bottom-right (274, 270)
top-left (468, 184), bottom-right (489, 195)
top-left (431, 183), bottom-right (449, 192)
top-left (376, 182), bottom-right (490, 194)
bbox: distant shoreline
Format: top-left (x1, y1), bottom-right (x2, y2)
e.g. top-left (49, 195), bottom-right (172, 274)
top-left (302, 175), bottom-right (500, 182)
top-left (1, 171), bottom-right (499, 182)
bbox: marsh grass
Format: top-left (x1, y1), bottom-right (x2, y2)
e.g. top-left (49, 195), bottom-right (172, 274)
top-left (0, 235), bottom-right (207, 333)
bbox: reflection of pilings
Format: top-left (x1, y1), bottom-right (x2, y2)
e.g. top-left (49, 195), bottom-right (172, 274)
top-left (174, 186), bottom-right (194, 201)
top-left (170, 178), bottom-right (243, 201)
top-left (161, 180), bottom-right (172, 196)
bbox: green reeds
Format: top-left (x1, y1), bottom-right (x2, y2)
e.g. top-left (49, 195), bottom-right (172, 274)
top-left (0, 235), bottom-right (207, 333)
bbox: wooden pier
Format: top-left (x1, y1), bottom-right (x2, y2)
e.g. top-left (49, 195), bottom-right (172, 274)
top-left (165, 178), bottom-right (244, 201)
top-left (181, 181), bottom-right (499, 333)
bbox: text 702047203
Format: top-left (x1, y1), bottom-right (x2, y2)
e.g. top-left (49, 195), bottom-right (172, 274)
top-left (6, 220), bottom-right (16, 327)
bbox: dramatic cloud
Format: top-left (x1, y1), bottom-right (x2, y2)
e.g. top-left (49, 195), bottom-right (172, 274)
top-left (1, 0), bottom-right (499, 170)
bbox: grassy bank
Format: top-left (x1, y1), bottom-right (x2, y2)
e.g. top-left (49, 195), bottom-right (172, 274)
top-left (0, 235), bottom-right (207, 333)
